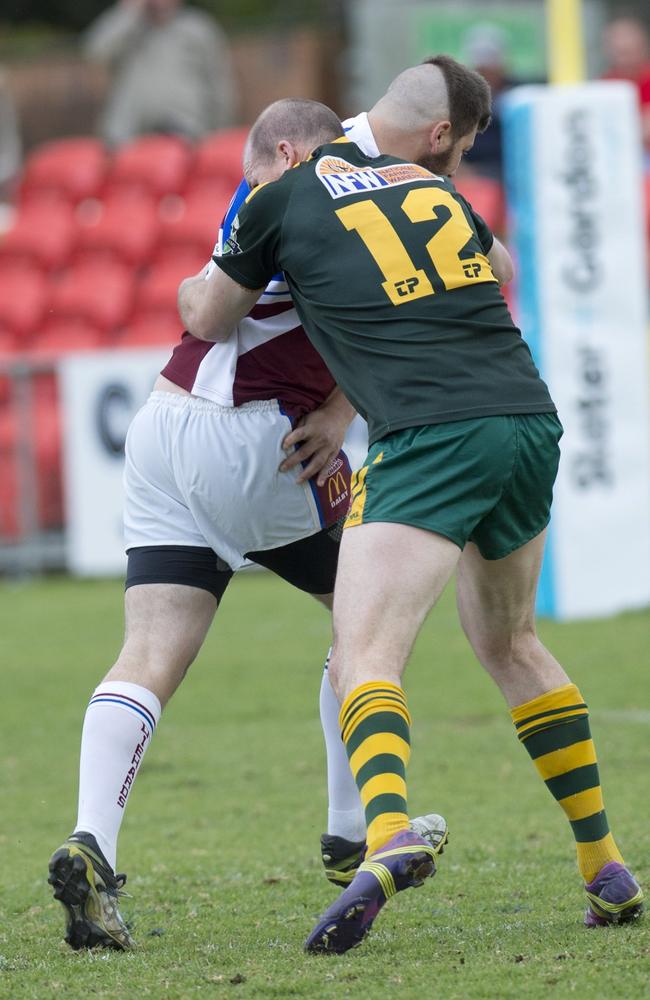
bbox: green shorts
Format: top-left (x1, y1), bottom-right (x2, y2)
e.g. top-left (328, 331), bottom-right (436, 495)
top-left (344, 413), bottom-right (563, 560)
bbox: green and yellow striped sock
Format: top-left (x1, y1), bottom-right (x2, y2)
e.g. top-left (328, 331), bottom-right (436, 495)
top-left (339, 681), bottom-right (411, 857)
top-left (512, 682), bottom-right (624, 882)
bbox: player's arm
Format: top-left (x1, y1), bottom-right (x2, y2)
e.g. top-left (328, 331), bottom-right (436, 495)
top-left (181, 180), bottom-right (285, 342)
top-left (178, 266), bottom-right (263, 342)
top-left (280, 388), bottom-right (357, 486)
top-left (487, 236), bottom-right (514, 287)
top-left (456, 189), bottom-right (514, 287)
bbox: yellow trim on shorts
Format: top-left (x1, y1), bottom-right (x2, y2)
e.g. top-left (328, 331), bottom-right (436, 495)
top-left (344, 451), bottom-right (384, 529)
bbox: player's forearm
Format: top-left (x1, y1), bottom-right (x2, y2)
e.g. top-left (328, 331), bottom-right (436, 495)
top-left (178, 269), bottom-right (208, 330)
top-left (178, 274), bottom-right (228, 341)
top-left (178, 265), bottom-right (263, 342)
top-left (487, 237), bottom-right (514, 286)
top-left (323, 386), bottom-right (357, 429)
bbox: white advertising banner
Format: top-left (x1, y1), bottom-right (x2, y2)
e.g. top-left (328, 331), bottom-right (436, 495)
top-left (60, 349), bottom-right (169, 576)
top-left (503, 82), bottom-right (650, 619)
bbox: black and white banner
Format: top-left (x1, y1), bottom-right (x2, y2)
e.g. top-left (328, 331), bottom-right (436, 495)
top-left (60, 350), bottom-right (168, 575)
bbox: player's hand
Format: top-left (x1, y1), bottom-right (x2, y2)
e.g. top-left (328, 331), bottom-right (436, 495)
top-left (280, 390), bottom-right (356, 486)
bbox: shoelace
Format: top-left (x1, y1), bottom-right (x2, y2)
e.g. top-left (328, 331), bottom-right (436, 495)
top-left (69, 837), bottom-right (130, 898)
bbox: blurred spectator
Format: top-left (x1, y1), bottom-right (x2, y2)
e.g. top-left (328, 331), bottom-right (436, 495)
top-left (83, 0), bottom-right (237, 147)
top-left (0, 68), bottom-right (21, 218)
top-left (601, 16), bottom-right (650, 164)
top-left (459, 24), bottom-right (515, 181)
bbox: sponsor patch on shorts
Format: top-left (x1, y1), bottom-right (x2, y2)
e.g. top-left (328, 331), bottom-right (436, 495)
top-left (310, 450), bottom-right (352, 524)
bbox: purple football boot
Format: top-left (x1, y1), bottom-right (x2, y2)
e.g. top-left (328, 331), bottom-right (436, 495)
top-left (584, 861), bottom-right (644, 927)
top-left (306, 829), bottom-right (437, 954)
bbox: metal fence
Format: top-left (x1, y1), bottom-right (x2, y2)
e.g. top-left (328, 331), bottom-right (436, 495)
top-left (0, 356), bottom-right (66, 575)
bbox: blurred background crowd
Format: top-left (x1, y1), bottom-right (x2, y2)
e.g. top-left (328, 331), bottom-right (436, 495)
top-left (0, 0), bottom-right (649, 570)
top-left (2, 1), bottom-right (650, 201)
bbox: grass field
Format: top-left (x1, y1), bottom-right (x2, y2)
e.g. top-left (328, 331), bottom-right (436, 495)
top-left (1, 572), bottom-right (649, 999)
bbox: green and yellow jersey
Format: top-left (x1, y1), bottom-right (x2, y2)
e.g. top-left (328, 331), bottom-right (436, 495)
top-left (216, 140), bottom-right (555, 445)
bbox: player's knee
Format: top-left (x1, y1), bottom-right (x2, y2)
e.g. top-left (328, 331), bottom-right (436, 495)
top-left (469, 625), bottom-right (538, 672)
top-left (109, 635), bottom-right (196, 685)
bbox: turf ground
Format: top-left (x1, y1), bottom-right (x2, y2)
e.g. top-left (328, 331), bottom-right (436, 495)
top-left (0, 572), bottom-right (648, 999)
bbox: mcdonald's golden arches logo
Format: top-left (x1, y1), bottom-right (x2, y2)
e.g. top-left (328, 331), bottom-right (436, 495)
top-left (327, 469), bottom-right (349, 506)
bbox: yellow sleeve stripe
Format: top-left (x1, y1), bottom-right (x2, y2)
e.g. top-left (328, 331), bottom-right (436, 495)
top-left (244, 181), bottom-right (271, 205)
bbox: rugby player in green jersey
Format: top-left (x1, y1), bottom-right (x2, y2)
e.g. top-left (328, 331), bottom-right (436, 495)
top-left (182, 58), bottom-right (643, 954)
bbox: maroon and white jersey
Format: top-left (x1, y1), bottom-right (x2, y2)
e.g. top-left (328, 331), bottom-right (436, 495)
top-left (160, 113), bottom-right (378, 418)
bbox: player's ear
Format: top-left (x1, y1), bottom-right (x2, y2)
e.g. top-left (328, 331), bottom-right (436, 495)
top-left (276, 140), bottom-right (300, 170)
top-left (430, 120), bottom-right (453, 150)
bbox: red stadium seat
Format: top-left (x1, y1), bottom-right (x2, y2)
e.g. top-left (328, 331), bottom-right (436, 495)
top-left (0, 200), bottom-right (75, 271)
top-left (116, 310), bottom-right (182, 348)
top-left (20, 138), bottom-right (108, 206)
top-left (157, 180), bottom-right (232, 260)
top-left (75, 196), bottom-right (159, 268)
top-left (184, 177), bottom-right (234, 218)
top-left (48, 260), bottom-right (134, 335)
top-left (453, 175), bottom-right (505, 234)
top-left (0, 264), bottom-right (48, 342)
top-left (136, 254), bottom-right (205, 314)
top-left (29, 318), bottom-right (106, 358)
top-left (0, 326), bottom-right (18, 356)
top-left (107, 135), bottom-right (193, 200)
top-left (193, 128), bottom-right (249, 188)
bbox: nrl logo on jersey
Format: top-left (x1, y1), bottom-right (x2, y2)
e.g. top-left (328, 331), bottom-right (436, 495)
top-left (316, 155), bottom-right (437, 200)
top-left (220, 214), bottom-right (242, 255)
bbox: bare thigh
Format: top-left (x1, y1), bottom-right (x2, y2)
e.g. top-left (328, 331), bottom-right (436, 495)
top-left (105, 584), bottom-right (218, 707)
top-left (328, 522), bottom-right (461, 700)
top-left (456, 530), bottom-right (569, 706)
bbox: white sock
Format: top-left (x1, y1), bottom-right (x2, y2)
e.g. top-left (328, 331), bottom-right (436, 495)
top-left (320, 657), bottom-right (366, 842)
top-left (75, 680), bottom-right (161, 871)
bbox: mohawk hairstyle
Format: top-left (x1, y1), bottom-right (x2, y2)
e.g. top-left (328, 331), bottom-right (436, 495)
top-left (422, 54), bottom-right (492, 137)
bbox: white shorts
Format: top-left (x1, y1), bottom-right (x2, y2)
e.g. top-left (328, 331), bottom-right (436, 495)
top-left (123, 392), bottom-right (350, 571)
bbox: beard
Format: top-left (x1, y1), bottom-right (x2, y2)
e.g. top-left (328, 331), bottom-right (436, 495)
top-left (416, 148), bottom-right (456, 176)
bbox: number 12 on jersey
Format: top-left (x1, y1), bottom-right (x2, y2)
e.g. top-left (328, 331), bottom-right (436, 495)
top-left (335, 187), bottom-right (495, 307)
